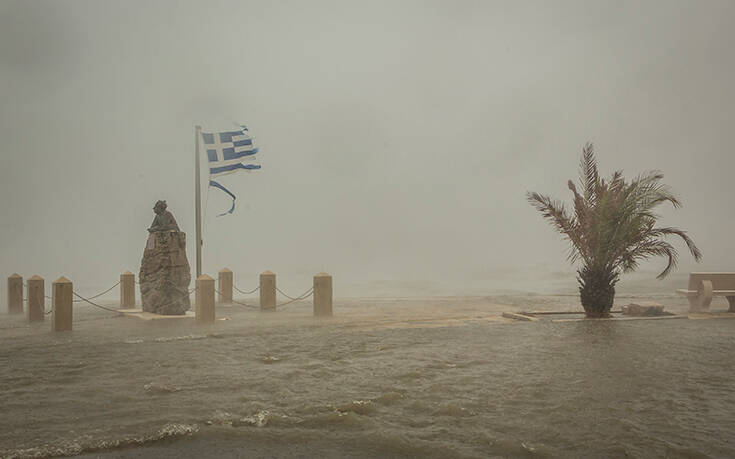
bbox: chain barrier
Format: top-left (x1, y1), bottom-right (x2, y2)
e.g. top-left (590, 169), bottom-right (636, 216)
top-left (22, 280), bottom-right (121, 303)
top-left (215, 286), bottom-right (312, 309)
top-left (213, 288), bottom-right (259, 309)
top-left (72, 281), bottom-right (120, 302)
top-left (276, 287), bottom-right (314, 307)
top-left (276, 286), bottom-right (301, 301)
top-left (17, 277), bottom-right (315, 315)
top-left (17, 284), bottom-right (55, 314)
top-left (234, 285), bottom-right (259, 295)
top-left (22, 281), bottom-right (52, 301)
top-left (73, 285), bottom-right (197, 315)
top-left (72, 291), bottom-right (124, 314)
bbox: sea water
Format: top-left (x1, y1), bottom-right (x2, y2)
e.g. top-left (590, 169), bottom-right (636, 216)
top-left (1, 294), bottom-right (734, 458)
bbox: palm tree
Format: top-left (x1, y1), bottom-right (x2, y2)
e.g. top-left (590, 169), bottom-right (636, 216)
top-left (527, 143), bottom-right (702, 318)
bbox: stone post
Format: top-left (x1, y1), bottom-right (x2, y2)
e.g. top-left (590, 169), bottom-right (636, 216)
top-left (196, 274), bottom-right (215, 324)
top-left (52, 276), bottom-right (73, 331)
top-left (7, 273), bottom-right (23, 314)
top-left (313, 272), bottom-right (333, 317)
top-left (259, 270), bottom-right (276, 311)
top-left (27, 275), bottom-right (45, 322)
top-left (120, 271), bottom-right (135, 309)
top-left (218, 268), bottom-right (233, 304)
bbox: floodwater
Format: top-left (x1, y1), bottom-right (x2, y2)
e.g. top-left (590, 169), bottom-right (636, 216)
top-left (1, 293), bottom-right (734, 458)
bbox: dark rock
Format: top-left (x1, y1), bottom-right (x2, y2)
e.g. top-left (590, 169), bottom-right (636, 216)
top-left (139, 231), bottom-right (191, 315)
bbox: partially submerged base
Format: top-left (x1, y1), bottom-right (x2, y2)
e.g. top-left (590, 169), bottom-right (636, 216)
top-left (120, 308), bottom-right (194, 321)
top-left (501, 309), bottom-right (735, 322)
top-left (621, 301), bottom-right (667, 317)
top-left (688, 311), bottom-right (735, 320)
top-left (501, 312), bottom-right (539, 322)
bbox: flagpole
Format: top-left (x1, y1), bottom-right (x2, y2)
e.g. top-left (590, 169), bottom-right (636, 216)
top-left (195, 125), bottom-right (202, 278)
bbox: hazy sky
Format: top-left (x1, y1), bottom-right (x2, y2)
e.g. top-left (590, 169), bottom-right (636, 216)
top-left (1, 0), bottom-right (734, 296)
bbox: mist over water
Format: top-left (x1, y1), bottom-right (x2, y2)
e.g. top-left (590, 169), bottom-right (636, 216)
top-left (2, 295), bottom-right (735, 458)
top-left (2, 1), bottom-right (735, 458)
top-left (1, 0), bottom-right (734, 295)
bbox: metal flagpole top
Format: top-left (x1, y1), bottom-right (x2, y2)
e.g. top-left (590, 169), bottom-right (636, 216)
top-left (195, 125), bottom-right (202, 278)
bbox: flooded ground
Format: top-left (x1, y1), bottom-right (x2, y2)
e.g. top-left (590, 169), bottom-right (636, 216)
top-left (1, 293), bottom-right (734, 458)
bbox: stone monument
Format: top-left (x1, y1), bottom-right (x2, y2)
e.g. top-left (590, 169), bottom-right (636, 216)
top-left (139, 200), bottom-right (191, 315)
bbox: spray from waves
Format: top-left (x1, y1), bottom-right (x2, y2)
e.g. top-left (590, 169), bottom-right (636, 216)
top-left (122, 332), bottom-right (236, 345)
top-left (205, 409), bottom-right (300, 428)
top-left (201, 398), bottom-right (387, 432)
top-left (144, 382), bottom-right (183, 393)
top-left (232, 410), bottom-right (271, 427)
top-left (2, 423), bottom-right (198, 459)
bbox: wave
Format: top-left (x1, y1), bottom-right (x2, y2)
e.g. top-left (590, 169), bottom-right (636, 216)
top-left (2, 423), bottom-right (198, 459)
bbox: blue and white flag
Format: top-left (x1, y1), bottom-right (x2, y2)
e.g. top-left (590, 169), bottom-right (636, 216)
top-left (201, 125), bottom-right (260, 216)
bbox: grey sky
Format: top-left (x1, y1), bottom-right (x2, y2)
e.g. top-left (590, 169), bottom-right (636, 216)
top-left (1, 0), bottom-right (733, 296)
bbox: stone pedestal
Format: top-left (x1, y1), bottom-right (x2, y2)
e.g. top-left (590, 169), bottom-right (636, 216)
top-left (313, 272), bottom-right (333, 317)
top-left (260, 271), bottom-right (276, 311)
top-left (120, 271), bottom-right (135, 309)
top-left (218, 268), bottom-right (233, 304)
top-left (27, 275), bottom-right (45, 322)
top-left (622, 302), bottom-right (665, 317)
top-left (7, 274), bottom-right (23, 314)
top-left (139, 231), bottom-right (191, 315)
top-left (52, 276), bottom-right (73, 331)
top-left (196, 274), bottom-right (215, 324)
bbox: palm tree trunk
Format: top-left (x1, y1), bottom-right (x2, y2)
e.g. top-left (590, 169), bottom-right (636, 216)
top-left (578, 266), bottom-right (618, 318)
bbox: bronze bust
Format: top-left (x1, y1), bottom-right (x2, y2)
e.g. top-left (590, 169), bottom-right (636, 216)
top-left (148, 200), bottom-right (180, 233)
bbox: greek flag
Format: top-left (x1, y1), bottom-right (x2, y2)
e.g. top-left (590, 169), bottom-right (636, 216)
top-left (201, 125), bottom-right (260, 216)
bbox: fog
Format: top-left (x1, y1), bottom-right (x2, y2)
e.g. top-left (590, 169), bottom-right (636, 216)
top-left (2, 0), bottom-right (734, 297)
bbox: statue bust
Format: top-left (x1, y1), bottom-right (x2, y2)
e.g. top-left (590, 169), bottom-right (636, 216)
top-left (148, 200), bottom-right (180, 233)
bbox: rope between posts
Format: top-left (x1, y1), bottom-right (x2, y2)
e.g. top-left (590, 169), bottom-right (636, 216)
top-left (21, 297), bottom-right (53, 315)
top-left (18, 278), bottom-right (318, 313)
top-left (232, 298), bottom-right (259, 309)
top-left (234, 285), bottom-right (259, 295)
top-left (22, 282), bottom-right (52, 301)
top-left (74, 281), bottom-right (121, 302)
top-left (276, 286), bottom-right (301, 301)
top-left (72, 291), bottom-right (123, 314)
top-left (72, 285), bottom-right (196, 314)
top-left (213, 288), bottom-right (259, 309)
top-left (212, 286), bottom-right (313, 308)
top-left (276, 287), bottom-right (314, 307)
top-left (23, 280), bottom-right (122, 302)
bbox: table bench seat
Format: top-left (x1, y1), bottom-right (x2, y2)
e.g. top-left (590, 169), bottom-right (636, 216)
top-left (676, 289), bottom-right (735, 297)
top-left (677, 273), bottom-right (735, 312)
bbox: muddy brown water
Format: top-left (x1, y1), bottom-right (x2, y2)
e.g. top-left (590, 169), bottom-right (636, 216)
top-left (1, 294), bottom-right (734, 458)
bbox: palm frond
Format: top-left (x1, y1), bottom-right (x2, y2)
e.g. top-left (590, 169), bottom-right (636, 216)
top-left (579, 142), bottom-right (598, 201)
top-left (528, 142), bottom-right (701, 283)
top-left (526, 191), bottom-right (585, 262)
top-left (648, 227), bottom-right (703, 262)
top-left (621, 240), bottom-right (679, 279)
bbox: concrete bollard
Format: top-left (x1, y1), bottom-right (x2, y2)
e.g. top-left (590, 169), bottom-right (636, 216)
top-left (27, 275), bottom-right (45, 322)
top-left (196, 274), bottom-right (215, 324)
top-left (52, 276), bottom-right (73, 331)
top-left (218, 268), bottom-right (233, 304)
top-left (259, 270), bottom-right (276, 311)
top-left (7, 273), bottom-right (23, 314)
top-left (313, 272), bottom-right (333, 317)
top-left (120, 271), bottom-right (135, 309)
